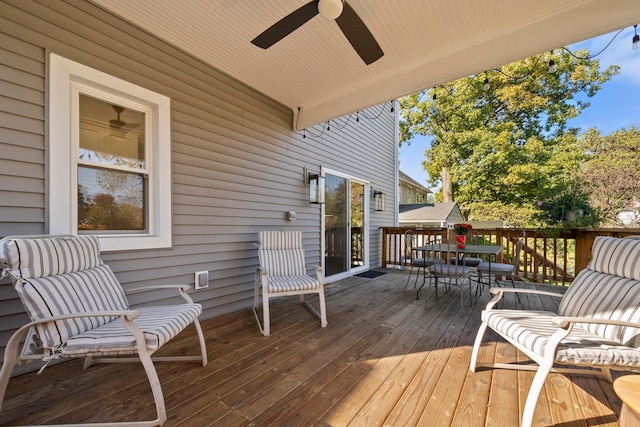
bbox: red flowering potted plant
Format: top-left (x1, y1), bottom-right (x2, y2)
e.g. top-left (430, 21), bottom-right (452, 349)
top-left (453, 223), bottom-right (472, 248)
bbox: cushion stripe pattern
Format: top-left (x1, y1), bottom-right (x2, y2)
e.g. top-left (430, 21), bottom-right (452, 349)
top-left (558, 268), bottom-right (640, 348)
top-left (258, 231), bottom-right (306, 276)
top-left (16, 264), bottom-right (129, 349)
top-left (63, 304), bottom-right (202, 354)
top-left (589, 236), bottom-right (640, 281)
top-left (267, 275), bottom-right (320, 292)
top-left (1, 235), bottom-right (102, 279)
top-left (483, 309), bottom-right (640, 366)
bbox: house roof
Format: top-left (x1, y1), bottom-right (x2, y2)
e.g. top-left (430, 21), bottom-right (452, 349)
top-left (399, 202), bottom-right (459, 222)
top-left (92, 1), bottom-right (640, 130)
top-left (399, 171), bottom-right (430, 193)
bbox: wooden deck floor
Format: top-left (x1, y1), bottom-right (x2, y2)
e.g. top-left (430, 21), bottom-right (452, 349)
top-left (0, 270), bottom-right (629, 426)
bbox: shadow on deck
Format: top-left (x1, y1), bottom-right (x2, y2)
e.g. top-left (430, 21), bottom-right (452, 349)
top-left (0, 270), bottom-right (627, 426)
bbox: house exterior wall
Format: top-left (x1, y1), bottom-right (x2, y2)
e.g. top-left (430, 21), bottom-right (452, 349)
top-left (399, 182), bottom-right (429, 204)
top-left (0, 0), bottom-right (397, 366)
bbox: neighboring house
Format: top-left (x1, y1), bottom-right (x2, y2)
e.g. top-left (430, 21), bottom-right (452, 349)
top-left (617, 200), bottom-right (640, 227)
top-left (0, 2), bottom-right (397, 367)
top-left (399, 202), bottom-right (464, 228)
top-left (399, 171), bottom-right (431, 204)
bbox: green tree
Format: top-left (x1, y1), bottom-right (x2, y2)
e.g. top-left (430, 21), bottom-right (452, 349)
top-left (577, 127), bottom-right (640, 227)
top-left (399, 50), bottom-right (618, 226)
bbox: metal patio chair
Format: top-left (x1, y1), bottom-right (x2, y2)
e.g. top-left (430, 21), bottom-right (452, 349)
top-left (253, 230), bottom-right (327, 336)
top-left (0, 235), bottom-right (208, 427)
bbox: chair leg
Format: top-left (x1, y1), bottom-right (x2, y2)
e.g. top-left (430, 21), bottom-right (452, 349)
top-left (122, 317), bottom-right (167, 426)
top-left (192, 318), bottom-right (208, 366)
top-left (262, 291), bottom-right (271, 337)
top-left (318, 290), bottom-right (328, 328)
top-left (521, 357), bottom-right (554, 427)
top-left (510, 277), bottom-right (523, 306)
top-left (252, 269), bottom-right (270, 336)
top-left (0, 328), bottom-right (23, 415)
top-left (469, 321), bottom-right (488, 372)
top-left (137, 347), bottom-right (167, 426)
top-left (404, 265), bottom-right (414, 291)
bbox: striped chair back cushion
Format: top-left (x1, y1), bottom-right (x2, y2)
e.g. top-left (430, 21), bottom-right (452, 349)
top-left (258, 231), bottom-right (306, 276)
top-left (1, 236), bottom-right (129, 350)
top-left (558, 236), bottom-right (640, 348)
top-left (1, 235), bottom-right (103, 279)
top-left (588, 236), bottom-right (640, 281)
top-left (16, 265), bottom-right (130, 349)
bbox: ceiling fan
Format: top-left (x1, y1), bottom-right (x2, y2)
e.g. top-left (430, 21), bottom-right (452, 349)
top-left (109, 105), bottom-right (140, 133)
top-left (251, 0), bottom-right (384, 65)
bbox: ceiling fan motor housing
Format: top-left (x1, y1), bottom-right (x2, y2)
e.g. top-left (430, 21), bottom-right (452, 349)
top-left (318, 0), bottom-right (343, 20)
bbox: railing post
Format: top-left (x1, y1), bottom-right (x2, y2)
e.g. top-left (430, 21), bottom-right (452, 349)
top-left (575, 229), bottom-right (594, 275)
top-left (382, 227), bottom-right (388, 268)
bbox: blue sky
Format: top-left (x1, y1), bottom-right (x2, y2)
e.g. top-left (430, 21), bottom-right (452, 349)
top-left (398, 27), bottom-right (640, 191)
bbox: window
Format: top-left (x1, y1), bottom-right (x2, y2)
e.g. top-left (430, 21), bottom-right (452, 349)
top-left (49, 54), bottom-right (171, 251)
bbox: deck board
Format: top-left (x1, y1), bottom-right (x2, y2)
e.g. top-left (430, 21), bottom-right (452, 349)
top-left (0, 270), bottom-right (629, 426)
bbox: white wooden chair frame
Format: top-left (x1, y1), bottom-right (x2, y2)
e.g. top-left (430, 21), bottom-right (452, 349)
top-left (0, 235), bottom-right (208, 427)
top-left (469, 235), bottom-right (640, 427)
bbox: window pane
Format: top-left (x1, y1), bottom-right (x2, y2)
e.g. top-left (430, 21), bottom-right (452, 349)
top-left (79, 95), bottom-right (146, 169)
top-left (78, 166), bottom-right (147, 232)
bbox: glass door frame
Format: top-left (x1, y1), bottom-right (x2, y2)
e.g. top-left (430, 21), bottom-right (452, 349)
top-left (321, 167), bottom-right (370, 283)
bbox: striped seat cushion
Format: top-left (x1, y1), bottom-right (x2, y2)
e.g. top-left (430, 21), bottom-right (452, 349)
top-left (63, 304), bottom-right (202, 355)
top-left (477, 261), bottom-right (514, 274)
top-left (267, 275), bottom-right (320, 293)
top-left (1, 235), bottom-right (102, 279)
top-left (429, 263), bottom-right (470, 277)
top-left (483, 309), bottom-right (640, 366)
top-left (15, 264), bottom-right (129, 349)
top-left (258, 231), bottom-right (306, 276)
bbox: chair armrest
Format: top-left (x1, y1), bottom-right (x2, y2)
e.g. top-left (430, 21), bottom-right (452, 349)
top-left (31, 310), bottom-right (141, 325)
top-left (489, 288), bottom-right (564, 298)
top-left (485, 287), bottom-right (564, 310)
top-left (126, 284), bottom-right (194, 303)
top-left (552, 316), bottom-right (640, 330)
top-left (126, 284), bottom-right (191, 294)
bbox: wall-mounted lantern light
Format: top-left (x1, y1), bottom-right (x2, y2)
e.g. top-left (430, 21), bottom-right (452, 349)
top-left (373, 190), bottom-right (385, 211)
top-left (306, 169), bottom-right (325, 204)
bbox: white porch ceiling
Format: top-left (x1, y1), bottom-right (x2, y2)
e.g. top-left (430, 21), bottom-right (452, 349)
top-left (91, 0), bottom-right (640, 130)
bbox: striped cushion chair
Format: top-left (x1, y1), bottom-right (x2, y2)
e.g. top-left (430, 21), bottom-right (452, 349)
top-left (253, 230), bottom-right (327, 336)
top-left (0, 235), bottom-right (208, 427)
top-left (469, 235), bottom-right (640, 427)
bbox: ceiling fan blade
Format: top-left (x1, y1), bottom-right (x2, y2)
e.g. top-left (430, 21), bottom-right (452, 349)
top-left (335, 2), bottom-right (384, 65)
top-left (251, 1), bottom-right (319, 49)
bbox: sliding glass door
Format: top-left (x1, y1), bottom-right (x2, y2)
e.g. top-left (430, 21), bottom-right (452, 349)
top-left (324, 170), bottom-right (368, 279)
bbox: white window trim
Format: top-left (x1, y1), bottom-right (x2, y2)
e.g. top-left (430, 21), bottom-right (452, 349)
top-left (49, 53), bottom-right (172, 251)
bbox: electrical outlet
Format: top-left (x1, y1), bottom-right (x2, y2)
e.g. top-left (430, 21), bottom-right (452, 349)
top-left (194, 271), bottom-right (209, 289)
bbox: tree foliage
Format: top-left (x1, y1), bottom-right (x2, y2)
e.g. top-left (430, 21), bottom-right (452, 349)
top-left (577, 127), bottom-right (640, 227)
top-left (399, 50), bottom-right (619, 227)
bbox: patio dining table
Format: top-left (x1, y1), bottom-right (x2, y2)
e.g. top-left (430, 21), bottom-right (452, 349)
top-left (413, 243), bottom-right (503, 300)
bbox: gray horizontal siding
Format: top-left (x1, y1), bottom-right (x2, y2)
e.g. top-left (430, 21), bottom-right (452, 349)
top-left (0, 0), bottom-right (397, 372)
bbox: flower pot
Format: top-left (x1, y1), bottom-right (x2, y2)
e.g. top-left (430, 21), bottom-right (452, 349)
top-left (456, 234), bottom-right (466, 249)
